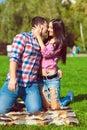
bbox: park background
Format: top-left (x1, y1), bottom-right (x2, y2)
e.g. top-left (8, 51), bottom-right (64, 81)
top-left (0, 0), bottom-right (87, 130)
top-left (0, 0), bottom-right (87, 53)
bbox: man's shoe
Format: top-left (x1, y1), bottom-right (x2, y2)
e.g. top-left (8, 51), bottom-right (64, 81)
top-left (67, 91), bottom-right (74, 102)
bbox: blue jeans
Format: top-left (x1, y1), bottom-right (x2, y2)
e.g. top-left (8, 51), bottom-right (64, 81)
top-left (38, 75), bottom-right (71, 107)
top-left (0, 81), bottom-right (42, 114)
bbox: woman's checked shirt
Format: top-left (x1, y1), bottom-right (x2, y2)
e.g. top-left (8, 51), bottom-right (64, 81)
top-left (41, 42), bottom-right (62, 73)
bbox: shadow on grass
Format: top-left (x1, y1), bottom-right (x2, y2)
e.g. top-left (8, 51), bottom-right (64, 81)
top-left (74, 94), bottom-right (87, 102)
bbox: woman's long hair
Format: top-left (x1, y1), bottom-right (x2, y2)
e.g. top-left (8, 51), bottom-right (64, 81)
top-left (47, 18), bottom-right (67, 64)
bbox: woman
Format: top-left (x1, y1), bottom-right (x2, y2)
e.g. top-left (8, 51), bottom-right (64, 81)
top-left (33, 18), bottom-right (74, 110)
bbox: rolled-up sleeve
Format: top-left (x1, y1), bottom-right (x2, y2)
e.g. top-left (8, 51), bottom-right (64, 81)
top-left (10, 34), bottom-right (26, 62)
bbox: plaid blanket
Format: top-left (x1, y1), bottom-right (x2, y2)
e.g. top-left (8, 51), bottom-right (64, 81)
top-left (0, 100), bottom-right (79, 126)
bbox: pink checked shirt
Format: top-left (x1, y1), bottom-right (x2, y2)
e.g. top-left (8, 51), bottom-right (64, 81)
top-left (41, 42), bottom-right (62, 73)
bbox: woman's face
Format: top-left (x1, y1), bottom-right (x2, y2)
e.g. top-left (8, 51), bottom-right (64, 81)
top-left (48, 22), bottom-right (54, 37)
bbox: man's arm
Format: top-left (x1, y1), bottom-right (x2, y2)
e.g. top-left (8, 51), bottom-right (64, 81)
top-left (8, 33), bottom-right (26, 92)
top-left (8, 61), bottom-right (18, 92)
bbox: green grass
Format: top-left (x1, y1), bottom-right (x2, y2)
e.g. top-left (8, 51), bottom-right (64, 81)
top-left (0, 56), bottom-right (87, 130)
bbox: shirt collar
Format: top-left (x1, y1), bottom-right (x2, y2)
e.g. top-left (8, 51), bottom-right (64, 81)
top-left (28, 31), bottom-right (36, 39)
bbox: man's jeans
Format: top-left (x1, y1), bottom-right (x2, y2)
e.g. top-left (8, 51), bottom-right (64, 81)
top-left (0, 81), bottom-right (42, 114)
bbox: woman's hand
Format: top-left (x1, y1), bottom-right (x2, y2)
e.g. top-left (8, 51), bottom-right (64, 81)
top-left (58, 69), bottom-right (62, 79)
top-left (32, 25), bottom-right (45, 49)
top-left (32, 25), bottom-right (41, 38)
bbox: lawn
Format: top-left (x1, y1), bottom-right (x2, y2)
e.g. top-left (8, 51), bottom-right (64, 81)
top-left (0, 55), bottom-right (87, 130)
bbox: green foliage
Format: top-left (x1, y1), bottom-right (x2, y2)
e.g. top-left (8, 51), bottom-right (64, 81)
top-left (0, 0), bottom-right (87, 50)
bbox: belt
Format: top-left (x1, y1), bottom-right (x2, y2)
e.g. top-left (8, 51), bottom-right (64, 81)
top-left (41, 73), bottom-right (58, 80)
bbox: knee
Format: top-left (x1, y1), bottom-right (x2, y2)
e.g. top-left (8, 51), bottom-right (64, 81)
top-left (27, 104), bottom-right (42, 114)
top-left (0, 107), bottom-right (9, 114)
top-left (31, 106), bottom-right (42, 113)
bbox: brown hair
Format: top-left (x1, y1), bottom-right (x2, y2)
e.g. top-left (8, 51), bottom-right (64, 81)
top-left (49, 18), bottom-right (67, 64)
top-left (32, 16), bottom-right (47, 27)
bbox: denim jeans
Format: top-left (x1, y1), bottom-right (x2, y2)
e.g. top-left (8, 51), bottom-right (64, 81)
top-left (0, 81), bottom-right (42, 114)
top-left (38, 75), bottom-right (71, 107)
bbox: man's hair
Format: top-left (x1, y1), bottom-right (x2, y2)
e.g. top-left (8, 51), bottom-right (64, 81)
top-left (31, 16), bottom-right (47, 27)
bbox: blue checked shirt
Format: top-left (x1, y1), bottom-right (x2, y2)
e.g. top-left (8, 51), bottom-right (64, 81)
top-left (6, 32), bottom-right (41, 87)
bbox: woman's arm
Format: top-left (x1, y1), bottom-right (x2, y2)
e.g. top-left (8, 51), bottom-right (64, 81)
top-left (32, 26), bottom-right (62, 58)
top-left (36, 35), bottom-right (45, 50)
top-left (32, 26), bottom-right (45, 50)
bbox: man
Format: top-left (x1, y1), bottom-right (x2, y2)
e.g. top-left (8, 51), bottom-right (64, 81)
top-left (0, 16), bottom-right (48, 114)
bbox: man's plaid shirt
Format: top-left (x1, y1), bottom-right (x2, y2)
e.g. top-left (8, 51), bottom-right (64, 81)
top-left (7, 32), bottom-right (41, 87)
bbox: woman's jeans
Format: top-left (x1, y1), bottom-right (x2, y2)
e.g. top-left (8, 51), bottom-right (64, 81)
top-left (39, 76), bottom-right (71, 107)
top-left (0, 81), bottom-right (42, 114)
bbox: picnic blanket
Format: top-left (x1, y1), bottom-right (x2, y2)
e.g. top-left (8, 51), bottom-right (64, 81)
top-left (0, 100), bottom-right (79, 126)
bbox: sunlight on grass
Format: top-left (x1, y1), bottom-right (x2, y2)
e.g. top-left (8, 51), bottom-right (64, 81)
top-left (0, 56), bottom-right (87, 129)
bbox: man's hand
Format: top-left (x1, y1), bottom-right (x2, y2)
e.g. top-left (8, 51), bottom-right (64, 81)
top-left (58, 69), bottom-right (62, 79)
top-left (8, 79), bottom-right (18, 92)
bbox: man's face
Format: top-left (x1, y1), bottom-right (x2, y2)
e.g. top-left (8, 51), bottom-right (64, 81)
top-left (40, 21), bottom-right (48, 37)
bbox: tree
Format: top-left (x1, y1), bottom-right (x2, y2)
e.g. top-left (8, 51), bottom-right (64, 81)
top-left (0, 0), bottom-right (87, 51)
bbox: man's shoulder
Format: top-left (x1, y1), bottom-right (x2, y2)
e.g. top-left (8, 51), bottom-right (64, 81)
top-left (13, 32), bottom-right (34, 44)
top-left (22, 32), bottom-right (33, 39)
top-left (16, 32), bottom-right (28, 37)
top-left (15, 32), bottom-right (31, 37)
top-left (13, 32), bottom-right (32, 41)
